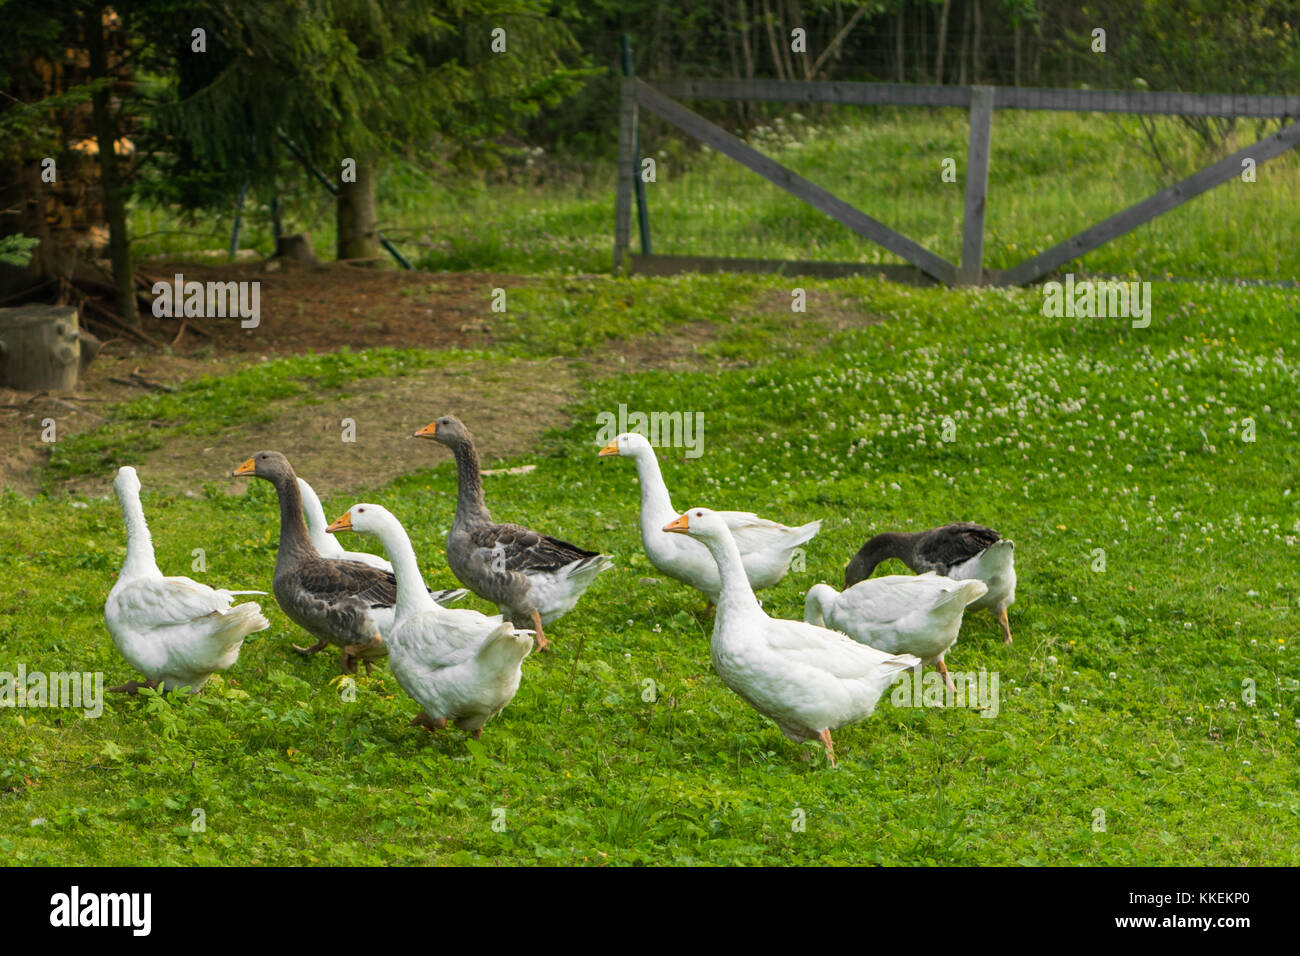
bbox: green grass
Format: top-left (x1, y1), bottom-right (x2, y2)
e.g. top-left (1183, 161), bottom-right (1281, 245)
top-left (131, 108), bottom-right (1300, 282)
top-left (4, 275), bottom-right (1299, 864)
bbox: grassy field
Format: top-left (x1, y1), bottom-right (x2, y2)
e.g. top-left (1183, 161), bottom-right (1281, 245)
top-left (131, 109), bottom-right (1300, 281)
top-left (3, 273), bottom-right (1298, 865)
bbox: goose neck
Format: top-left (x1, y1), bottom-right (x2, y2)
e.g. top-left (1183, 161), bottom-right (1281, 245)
top-left (849, 532), bottom-right (913, 583)
top-left (272, 473), bottom-right (316, 565)
top-left (450, 439), bottom-right (491, 524)
top-left (701, 529), bottom-right (763, 621)
top-left (803, 586), bottom-right (828, 627)
top-left (631, 448), bottom-right (677, 528)
top-left (373, 517), bottom-right (436, 617)
top-left (297, 481), bottom-right (332, 552)
top-left (118, 487), bottom-right (159, 579)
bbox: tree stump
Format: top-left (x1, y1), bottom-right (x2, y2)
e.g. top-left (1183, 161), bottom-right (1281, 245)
top-left (0, 305), bottom-right (82, 391)
top-left (271, 232), bottom-right (320, 267)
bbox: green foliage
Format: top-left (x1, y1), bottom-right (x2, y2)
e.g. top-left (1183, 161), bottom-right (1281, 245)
top-left (139, 0), bottom-right (589, 214)
top-left (0, 84), bottom-right (99, 164)
top-left (0, 233), bottom-right (39, 267)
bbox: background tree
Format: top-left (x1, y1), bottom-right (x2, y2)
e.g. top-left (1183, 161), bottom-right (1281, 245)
top-left (141, 0), bottom-right (586, 261)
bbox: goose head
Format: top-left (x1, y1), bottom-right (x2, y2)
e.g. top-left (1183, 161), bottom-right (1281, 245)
top-left (598, 432), bottom-right (654, 459)
top-left (326, 502), bottom-right (393, 538)
top-left (232, 450), bottom-right (295, 483)
top-left (803, 583), bottom-right (838, 627)
top-left (662, 507), bottom-right (729, 541)
top-left (413, 414), bottom-right (470, 449)
top-left (114, 465), bottom-right (142, 498)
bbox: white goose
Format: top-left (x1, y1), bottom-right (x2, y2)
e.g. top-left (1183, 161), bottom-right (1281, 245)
top-left (327, 503), bottom-right (534, 739)
top-left (297, 477), bottom-right (392, 572)
top-left (600, 432), bottom-right (821, 601)
top-left (105, 466), bottom-right (269, 693)
top-left (804, 575), bottom-right (987, 692)
top-left (664, 508), bottom-right (918, 765)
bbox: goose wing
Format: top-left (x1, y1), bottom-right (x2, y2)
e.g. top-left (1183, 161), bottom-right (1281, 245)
top-left (837, 574), bottom-right (958, 625)
top-left (401, 609), bottom-right (522, 669)
top-left (915, 523), bottom-right (1000, 571)
top-left (296, 558), bottom-right (398, 609)
top-left (113, 576), bottom-right (233, 630)
top-left (719, 511), bottom-right (820, 553)
top-left (469, 522), bottom-right (599, 574)
top-left (764, 617), bottom-right (912, 680)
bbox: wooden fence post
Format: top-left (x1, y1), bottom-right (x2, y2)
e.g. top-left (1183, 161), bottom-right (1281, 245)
top-left (613, 75), bottom-right (637, 272)
top-left (621, 35), bottom-right (652, 257)
top-left (959, 85), bottom-right (995, 285)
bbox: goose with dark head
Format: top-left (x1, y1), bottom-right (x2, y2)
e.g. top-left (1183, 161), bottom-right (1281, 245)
top-left (845, 522), bottom-right (1016, 644)
top-left (415, 414), bottom-right (612, 650)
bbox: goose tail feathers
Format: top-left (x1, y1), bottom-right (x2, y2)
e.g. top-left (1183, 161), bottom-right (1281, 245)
top-left (476, 621), bottom-right (535, 665)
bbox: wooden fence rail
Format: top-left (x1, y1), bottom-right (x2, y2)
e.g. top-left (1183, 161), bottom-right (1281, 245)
top-left (614, 76), bottom-right (1300, 285)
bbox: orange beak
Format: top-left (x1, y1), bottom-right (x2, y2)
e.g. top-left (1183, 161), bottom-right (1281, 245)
top-left (326, 512), bottom-right (353, 534)
top-left (598, 439), bottom-right (620, 457)
top-left (663, 513), bottom-right (690, 534)
top-left (232, 457), bottom-right (256, 477)
top-left (413, 422), bottom-right (437, 439)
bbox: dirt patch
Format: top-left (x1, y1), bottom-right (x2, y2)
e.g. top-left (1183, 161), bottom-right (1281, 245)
top-left (1, 351), bottom-right (248, 496)
top-left (49, 358), bottom-right (583, 499)
top-left (748, 286), bottom-right (888, 332)
top-left (2, 262), bottom-right (800, 497)
top-left (124, 259), bottom-right (515, 355)
top-left (1, 264), bottom-right (520, 495)
top-left (600, 318), bottom-right (728, 374)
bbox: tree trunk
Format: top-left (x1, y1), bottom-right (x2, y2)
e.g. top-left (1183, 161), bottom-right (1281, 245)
top-left (1033, 20), bottom-right (1042, 83)
top-left (761, 0), bottom-right (786, 81)
top-left (273, 233), bottom-right (320, 266)
top-left (0, 306), bottom-right (82, 391)
top-left (935, 0), bottom-right (952, 84)
top-left (779, 0), bottom-right (797, 82)
top-left (972, 0), bottom-right (982, 83)
top-left (788, 0), bottom-right (807, 80)
top-left (85, 3), bottom-right (137, 326)
top-left (834, 0), bottom-right (844, 68)
top-left (896, 5), bottom-right (904, 83)
top-left (737, 0), bottom-right (755, 124)
top-left (917, 4), bottom-right (925, 84)
top-left (958, 0), bottom-right (971, 85)
top-left (1013, 19), bottom-right (1021, 86)
top-left (725, 0), bottom-right (744, 123)
top-left (739, 0), bottom-right (755, 83)
top-left (336, 156), bottom-right (380, 261)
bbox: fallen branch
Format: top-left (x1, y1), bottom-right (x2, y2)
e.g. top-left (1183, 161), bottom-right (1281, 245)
top-left (82, 300), bottom-right (165, 348)
top-left (48, 396), bottom-right (107, 422)
top-left (0, 279), bottom-right (56, 306)
top-left (108, 367), bottom-right (177, 392)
